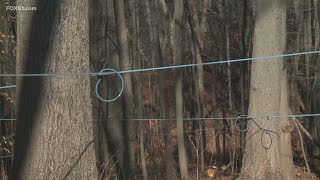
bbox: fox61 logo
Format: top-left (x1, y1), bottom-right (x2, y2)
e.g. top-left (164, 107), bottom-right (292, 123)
top-left (6, 6), bottom-right (37, 11)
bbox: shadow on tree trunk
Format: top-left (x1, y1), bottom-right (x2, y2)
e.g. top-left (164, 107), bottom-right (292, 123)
top-left (11, 1), bottom-right (60, 179)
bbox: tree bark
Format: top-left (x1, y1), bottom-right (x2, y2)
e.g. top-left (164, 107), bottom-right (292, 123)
top-left (188, 0), bottom-right (206, 171)
top-left (128, 0), bottom-right (149, 179)
top-left (172, 0), bottom-right (190, 179)
top-left (152, 0), bottom-right (178, 178)
top-left (310, 60), bottom-right (320, 172)
top-left (309, 0), bottom-right (320, 164)
top-left (239, 1), bottom-right (296, 179)
top-left (13, 0), bottom-right (98, 179)
top-left (113, 0), bottom-right (136, 178)
top-left (240, 0), bottom-right (250, 154)
top-left (89, 0), bottom-right (111, 179)
top-left (143, 0), bottom-right (155, 66)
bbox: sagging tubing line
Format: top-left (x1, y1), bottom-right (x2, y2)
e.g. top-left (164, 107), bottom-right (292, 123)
top-left (0, 50), bottom-right (319, 102)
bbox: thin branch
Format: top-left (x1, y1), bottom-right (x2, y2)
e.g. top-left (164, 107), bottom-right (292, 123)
top-left (291, 118), bottom-right (311, 173)
top-left (294, 119), bottom-right (312, 140)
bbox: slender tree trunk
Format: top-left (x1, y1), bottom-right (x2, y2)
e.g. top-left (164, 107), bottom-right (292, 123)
top-left (0, 160), bottom-right (7, 180)
top-left (152, 0), bottom-right (177, 178)
top-left (187, 0), bottom-right (208, 172)
top-left (211, 69), bottom-right (221, 162)
top-left (128, 0), bottom-right (148, 179)
top-left (303, 0), bottom-right (315, 158)
top-left (310, 0), bottom-right (320, 169)
top-left (143, 0), bottom-right (155, 67)
top-left (100, 0), bottom-right (128, 179)
top-left (200, 0), bottom-right (208, 47)
top-left (239, 1), bottom-right (295, 179)
top-left (172, 0), bottom-right (189, 179)
top-left (310, 60), bottom-right (320, 172)
top-left (138, 121), bottom-right (148, 180)
top-left (304, 0), bottom-right (312, 114)
top-left (113, 0), bottom-right (136, 178)
top-left (291, 0), bottom-right (302, 114)
top-left (89, 0), bottom-right (110, 178)
top-left (240, 0), bottom-right (249, 154)
top-left (13, 0), bottom-right (98, 179)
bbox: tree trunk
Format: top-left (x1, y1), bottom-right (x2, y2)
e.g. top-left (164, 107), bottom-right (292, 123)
top-left (89, 0), bottom-right (110, 179)
top-left (12, 0), bottom-right (98, 179)
top-left (128, 0), bottom-right (148, 179)
top-left (152, 0), bottom-right (178, 178)
top-left (211, 69), bottom-right (221, 162)
top-left (143, 0), bottom-right (155, 66)
top-left (172, 0), bottom-right (189, 179)
top-left (310, 0), bottom-right (320, 165)
top-left (279, 64), bottom-right (296, 180)
top-left (239, 1), bottom-right (296, 179)
top-left (187, 0), bottom-right (208, 172)
top-left (240, 0), bottom-right (249, 154)
top-left (310, 60), bottom-right (320, 172)
top-left (0, 159), bottom-right (8, 180)
top-left (113, 0), bottom-right (136, 178)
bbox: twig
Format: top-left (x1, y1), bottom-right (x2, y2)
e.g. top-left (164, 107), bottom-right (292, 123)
top-left (293, 118), bottom-right (320, 148)
top-left (291, 118), bottom-right (311, 173)
top-left (289, 109), bottom-right (320, 148)
top-left (293, 119), bottom-right (313, 140)
top-left (188, 135), bottom-right (199, 180)
top-left (108, 159), bottom-right (119, 180)
top-left (99, 151), bottom-right (119, 180)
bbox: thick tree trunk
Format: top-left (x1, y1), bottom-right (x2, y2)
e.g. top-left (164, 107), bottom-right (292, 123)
top-left (239, 1), bottom-right (295, 179)
top-left (13, 0), bottom-right (98, 179)
top-left (279, 65), bottom-right (296, 180)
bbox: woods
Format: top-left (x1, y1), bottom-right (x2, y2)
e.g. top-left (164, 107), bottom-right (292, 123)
top-left (0, 0), bottom-right (320, 179)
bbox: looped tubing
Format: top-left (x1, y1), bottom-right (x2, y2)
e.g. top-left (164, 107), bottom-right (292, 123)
top-left (235, 115), bottom-right (249, 132)
top-left (95, 68), bottom-right (124, 103)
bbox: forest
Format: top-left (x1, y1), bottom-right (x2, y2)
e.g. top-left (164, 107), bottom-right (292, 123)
top-left (0, 0), bottom-right (320, 179)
